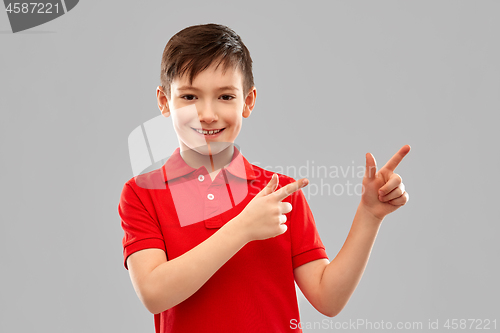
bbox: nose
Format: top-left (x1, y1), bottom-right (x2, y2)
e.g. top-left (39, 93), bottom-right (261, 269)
top-left (197, 102), bottom-right (218, 123)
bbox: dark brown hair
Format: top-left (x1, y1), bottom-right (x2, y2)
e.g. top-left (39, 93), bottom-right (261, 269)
top-left (160, 23), bottom-right (254, 99)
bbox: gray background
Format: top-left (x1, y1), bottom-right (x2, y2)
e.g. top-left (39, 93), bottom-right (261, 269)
top-left (1, 1), bottom-right (499, 332)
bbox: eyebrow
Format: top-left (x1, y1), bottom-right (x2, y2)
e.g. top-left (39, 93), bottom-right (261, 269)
top-left (177, 85), bottom-right (239, 92)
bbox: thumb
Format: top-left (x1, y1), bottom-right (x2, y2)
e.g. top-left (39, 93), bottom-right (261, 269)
top-left (257, 173), bottom-right (279, 197)
top-left (365, 153), bottom-right (377, 179)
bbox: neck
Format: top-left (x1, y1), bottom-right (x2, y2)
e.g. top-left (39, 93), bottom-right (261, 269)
top-left (180, 143), bottom-right (234, 173)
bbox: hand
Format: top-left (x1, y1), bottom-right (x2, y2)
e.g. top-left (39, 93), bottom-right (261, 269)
top-left (235, 174), bottom-right (309, 242)
top-left (361, 145), bottom-right (411, 221)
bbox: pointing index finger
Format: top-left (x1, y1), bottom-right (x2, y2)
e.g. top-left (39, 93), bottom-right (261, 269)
top-left (273, 178), bottom-right (308, 201)
top-left (381, 145), bottom-right (411, 172)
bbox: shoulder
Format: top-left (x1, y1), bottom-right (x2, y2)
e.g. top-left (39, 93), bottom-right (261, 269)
top-left (119, 168), bottom-right (168, 208)
top-left (123, 167), bottom-right (167, 192)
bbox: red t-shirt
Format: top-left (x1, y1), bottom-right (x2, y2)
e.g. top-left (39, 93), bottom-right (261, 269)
top-left (119, 145), bottom-right (329, 332)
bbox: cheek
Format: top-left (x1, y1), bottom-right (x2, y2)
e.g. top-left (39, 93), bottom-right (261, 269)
top-left (225, 122), bottom-right (242, 141)
top-left (227, 115), bottom-right (242, 131)
top-left (172, 104), bottom-right (199, 126)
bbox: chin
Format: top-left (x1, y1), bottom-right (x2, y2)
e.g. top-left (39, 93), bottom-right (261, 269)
top-left (190, 142), bottom-right (233, 155)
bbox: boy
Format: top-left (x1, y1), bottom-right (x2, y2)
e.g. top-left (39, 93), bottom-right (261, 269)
top-left (119, 23), bottom-right (410, 333)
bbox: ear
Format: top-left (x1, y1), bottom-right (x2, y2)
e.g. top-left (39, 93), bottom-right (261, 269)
top-left (157, 86), bottom-right (170, 117)
top-left (242, 86), bottom-right (257, 118)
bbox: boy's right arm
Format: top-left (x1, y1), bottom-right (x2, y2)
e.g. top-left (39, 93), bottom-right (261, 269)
top-left (127, 174), bottom-right (308, 315)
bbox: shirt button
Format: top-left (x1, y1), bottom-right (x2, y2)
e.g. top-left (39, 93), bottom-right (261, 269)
top-left (198, 175), bottom-right (205, 182)
top-left (207, 193), bottom-right (214, 200)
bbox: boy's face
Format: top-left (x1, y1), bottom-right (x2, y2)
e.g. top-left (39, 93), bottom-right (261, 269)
top-left (158, 62), bottom-right (256, 156)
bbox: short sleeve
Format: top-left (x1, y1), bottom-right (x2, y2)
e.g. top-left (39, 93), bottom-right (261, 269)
top-left (288, 186), bottom-right (329, 269)
top-left (118, 182), bottom-right (166, 270)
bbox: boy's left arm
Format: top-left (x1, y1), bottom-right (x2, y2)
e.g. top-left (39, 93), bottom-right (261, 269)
top-left (294, 145), bottom-right (411, 317)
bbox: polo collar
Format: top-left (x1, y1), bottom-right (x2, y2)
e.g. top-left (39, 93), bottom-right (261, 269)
top-left (162, 144), bottom-right (256, 182)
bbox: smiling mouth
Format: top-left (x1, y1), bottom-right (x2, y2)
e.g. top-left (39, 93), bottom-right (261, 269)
top-left (192, 128), bottom-right (225, 135)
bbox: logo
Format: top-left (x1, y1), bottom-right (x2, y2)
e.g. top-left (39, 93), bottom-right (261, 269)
top-left (3, 0), bottom-right (79, 33)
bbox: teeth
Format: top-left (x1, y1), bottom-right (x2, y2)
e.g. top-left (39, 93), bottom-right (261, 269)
top-left (195, 128), bottom-right (222, 135)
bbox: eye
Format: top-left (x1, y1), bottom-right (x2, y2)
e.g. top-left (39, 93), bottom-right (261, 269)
top-left (181, 95), bottom-right (196, 101)
top-left (220, 95), bottom-right (235, 101)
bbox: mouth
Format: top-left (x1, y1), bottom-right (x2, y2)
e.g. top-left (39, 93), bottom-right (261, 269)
top-left (191, 127), bottom-right (225, 137)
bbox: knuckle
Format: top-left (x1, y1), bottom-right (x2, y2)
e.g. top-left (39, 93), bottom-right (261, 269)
top-left (394, 173), bottom-right (402, 184)
top-left (280, 203), bottom-right (290, 214)
top-left (394, 187), bottom-right (403, 197)
top-left (395, 192), bottom-right (407, 205)
top-left (392, 198), bottom-right (401, 205)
